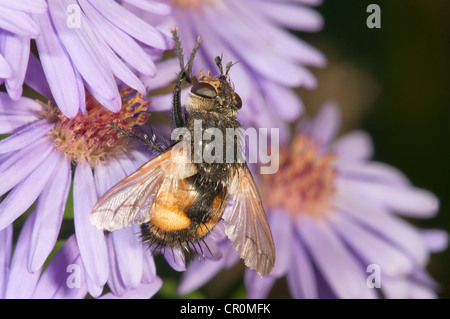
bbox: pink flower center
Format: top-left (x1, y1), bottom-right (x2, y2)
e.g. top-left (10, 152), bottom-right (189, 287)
top-left (259, 134), bottom-right (337, 218)
top-left (42, 88), bottom-right (150, 166)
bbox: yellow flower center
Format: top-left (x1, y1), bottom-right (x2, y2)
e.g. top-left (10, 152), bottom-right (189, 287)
top-left (41, 87), bottom-right (150, 166)
top-left (259, 134), bottom-right (337, 218)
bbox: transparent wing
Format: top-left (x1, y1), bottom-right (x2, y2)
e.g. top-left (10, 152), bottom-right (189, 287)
top-left (224, 164), bottom-right (275, 277)
top-left (90, 144), bottom-right (197, 232)
top-left (89, 151), bottom-right (169, 231)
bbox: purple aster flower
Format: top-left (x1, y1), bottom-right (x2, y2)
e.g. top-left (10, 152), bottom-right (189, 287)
top-left (0, 73), bottom-right (163, 298)
top-left (0, 217), bottom-right (87, 299)
top-left (130, 0), bottom-right (326, 141)
top-left (178, 103), bottom-right (447, 299)
top-left (0, 0), bottom-right (47, 100)
top-left (32, 0), bottom-right (173, 118)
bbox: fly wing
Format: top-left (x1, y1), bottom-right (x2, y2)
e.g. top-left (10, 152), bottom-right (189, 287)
top-left (224, 164), bottom-right (275, 277)
top-left (90, 143), bottom-right (196, 231)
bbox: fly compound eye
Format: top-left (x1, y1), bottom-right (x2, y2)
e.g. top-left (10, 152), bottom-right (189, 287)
top-left (191, 82), bottom-right (217, 99)
top-left (234, 93), bottom-right (242, 109)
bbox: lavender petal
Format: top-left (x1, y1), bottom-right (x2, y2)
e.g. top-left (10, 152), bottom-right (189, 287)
top-left (330, 213), bottom-right (414, 277)
top-left (178, 258), bottom-right (225, 296)
top-left (33, 9), bottom-right (84, 118)
top-left (0, 136), bottom-right (53, 198)
top-left (308, 101), bottom-right (341, 145)
top-left (0, 120), bottom-right (54, 154)
top-left (28, 153), bottom-right (71, 272)
top-left (0, 0), bottom-right (48, 14)
top-left (286, 237), bottom-right (318, 298)
top-left (0, 8), bottom-right (40, 38)
top-left (80, 0), bottom-right (156, 77)
top-left (421, 229), bottom-right (448, 253)
top-left (121, 0), bottom-right (171, 15)
top-left (334, 192), bottom-right (428, 266)
top-left (4, 212), bottom-right (40, 298)
top-left (73, 161), bottom-right (109, 288)
top-left (3, 33), bottom-right (30, 100)
top-left (337, 177), bottom-right (439, 218)
top-left (32, 236), bottom-right (88, 299)
top-left (245, 270), bottom-right (276, 299)
top-left (48, 0), bottom-right (121, 112)
top-left (24, 53), bottom-right (53, 101)
top-left (100, 277), bottom-right (162, 299)
top-left (87, 0), bottom-right (173, 50)
top-left (331, 131), bottom-right (374, 161)
top-left (0, 145), bottom-right (59, 230)
top-left (0, 225), bottom-right (13, 298)
top-left (0, 54), bottom-right (12, 78)
top-left (296, 215), bottom-right (377, 298)
top-left (111, 227), bottom-right (144, 289)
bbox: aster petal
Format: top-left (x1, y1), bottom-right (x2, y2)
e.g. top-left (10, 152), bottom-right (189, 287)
top-left (335, 192), bottom-right (428, 266)
top-left (141, 58), bottom-right (178, 90)
top-left (3, 33), bottom-right (30, 100)
top-left (407, 281), bottom-right (438, 299)
top-left (0, 225), bottom-right (13, 298)
top-left (0, 54), bottom-right (13, 78)
top-left (0, 94), bottom-right (41, 134)
top-left (47, 0), bottom-right (121, 113)
top-left (382, 275), bottom-right (437, 299)
top-left (32, 236), bottom-right (88, 299)
top-left (296, 215), bottom-right (377, 299)
top-left (105, 236), bottom-right (127, 297)
top-left (0, 120), bottom-right (54, 154)
top-left (25, 53), bottom-right (53, 101)
top-left (330, 213), bottom-right (414, 277)
top-left (0, 0), bottom-right (47, 14)
top-left (269, 210), bottom-right (293, 276)
top-left (308, 101), bottom-right (341, 145)
top-left (0, 8), bottom-right (40, 38)
top-left (28, 153), bottom-right (71, 272)
top-left (148, 87), bottom-right (189, 112)
top-left (163, 247), bottom-right (186, 272)
top-left (179, 16), bottom-right (254, 102)
top-left (286, 236), bottom-right (318, 299)
top-left (337, 177), bottom-right (439, 218)
top-left (101, 277), bottom-right (162, 299)
top-left (332, 131), bottom-right (374, 161)
top-left (202, 6), bottom-right (315, 88)
top-left (87, 0), bottom-right (173, 50)
top-left (111, 227), bottom-right (144, 289)
top-left (5, 213), bottom-right (40, 298)
top-left (121, 0), bottom-right (171, 15)
top-left (141, 250), bottom-right (157, 284)
top-left (0, 136), bottom-right (53, 198)
top-left (0, 141), bottom-right (58, 230)
top-left (259, 79), bottom-right (303, 122)
top-left (83, 264), bottom-right (104, 298)
top-left (228, 0), bottom-right (326, 67)
top-left (33, 10), bottom-right (84, 118)
top-left (0, 92), bottom-right (42, 114)
top-left (178, 258), bottom-right (225, 296)
top-left (73, 161), bottom-right (109, 289)
top-left (245, 269), bottom-right (276, 299)
top-left (336, 161), bottom-right (410, 187)
top-left (91, 34), bottom-right (146, 95)
top-left (80, 0), bottom-right (157, 77)
top-left (421, 230), bottom-right (449, 253)
top-left (250, 0), bottom-right (323, 31)
top-left (198, 235), bottom-right (223, 261)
